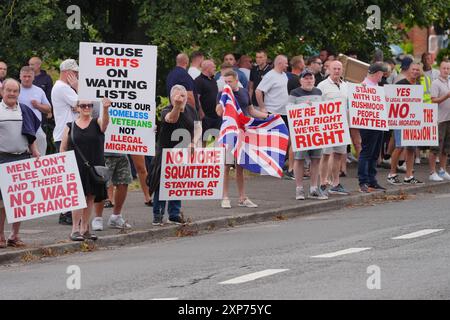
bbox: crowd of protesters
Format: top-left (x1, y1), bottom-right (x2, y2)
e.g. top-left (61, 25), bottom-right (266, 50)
top-left (0, 46), bottom-right (449, 246)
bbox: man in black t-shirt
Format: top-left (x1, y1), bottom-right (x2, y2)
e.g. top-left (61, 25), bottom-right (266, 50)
top-left (248, 49), bottom-right (272, 106)
top-left (152, 85), bottom-right (198, 226)
top-left (195, 60), bottom-right (219, 144)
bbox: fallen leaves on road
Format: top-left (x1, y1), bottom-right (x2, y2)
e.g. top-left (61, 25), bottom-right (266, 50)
top-left (273, 214), bottom-right (288, 221)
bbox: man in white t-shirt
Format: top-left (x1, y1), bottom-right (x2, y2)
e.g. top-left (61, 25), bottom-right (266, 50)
top-left (51, 58), bottom-right (79, 225)
top-left (51, 59), bottom-right (79, 150)
top-left (18, 66), bottom-right (51, 156)
top-left (255, 55), bottom-right (293, 178)
top-left (317, 60), bottom-right (350, 196)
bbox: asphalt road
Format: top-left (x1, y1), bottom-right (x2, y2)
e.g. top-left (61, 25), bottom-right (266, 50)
top-left (0, 192), bottom-right (449, 300)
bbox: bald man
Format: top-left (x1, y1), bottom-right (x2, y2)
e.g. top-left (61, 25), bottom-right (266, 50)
top-left (29, 57), bottom-right (53, 103)
top-left (317, 60), bottom-right (350, 196)
top-left (166, 53), bottom-right (196, 108)
top-left (195, 60), bottom-right (219, 143)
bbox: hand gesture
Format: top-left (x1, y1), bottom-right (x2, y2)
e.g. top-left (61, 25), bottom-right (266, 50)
top-left (102, 98), bottom-right (112, 109)
top-left (67, 71), bottom-right (79, 91)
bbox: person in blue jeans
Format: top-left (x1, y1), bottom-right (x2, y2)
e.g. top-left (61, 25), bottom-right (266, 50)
top-left (148, 84), bottom-right (198, 226)
top-left (357, 63), bottom-right (388, 193)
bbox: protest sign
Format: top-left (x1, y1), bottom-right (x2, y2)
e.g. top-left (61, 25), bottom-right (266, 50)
top-left (385, 85), bottom-right (424, 129)
top-left (159, 148), bottom-right (225, 200)
top-left (286, 100), bottom-right (351, 152)
top-left (78, 42), bottom-right (157, 156)
top-left (348, 83), bottom-right (388, 131)
top-left (0, 151), bottom-right (86, 223)
top-left (400, 104), bottom-right (438, 146)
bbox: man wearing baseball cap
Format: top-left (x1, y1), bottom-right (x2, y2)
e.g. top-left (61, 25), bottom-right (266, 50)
top-left (51, 58), bottom-right (79, 225)
top-left (358, 62), bottom-right (388, 193)
top-left (289, 69), bottom-right (328, 200)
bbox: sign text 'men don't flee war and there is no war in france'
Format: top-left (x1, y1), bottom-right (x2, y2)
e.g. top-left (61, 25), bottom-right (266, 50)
top-left (0, 151), bottom-right (86, 223)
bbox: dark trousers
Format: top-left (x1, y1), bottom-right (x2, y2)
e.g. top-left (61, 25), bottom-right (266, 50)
top-left (358, 129), bottom-right (383, 186)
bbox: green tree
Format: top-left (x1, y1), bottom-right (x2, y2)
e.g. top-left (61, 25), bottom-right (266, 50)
top-left (0, 0), bottom-right (88, 77)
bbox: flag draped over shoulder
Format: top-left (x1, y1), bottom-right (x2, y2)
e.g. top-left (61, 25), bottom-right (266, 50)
top-left (218, 85), bottom-right (289, 178)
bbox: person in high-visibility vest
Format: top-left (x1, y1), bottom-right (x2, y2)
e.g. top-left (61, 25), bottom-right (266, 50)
top-left (420, 73), bottom-right (432, 103)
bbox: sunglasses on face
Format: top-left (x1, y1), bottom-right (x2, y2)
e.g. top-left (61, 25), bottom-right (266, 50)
top-left (78, 103), bottom-right (94, 109)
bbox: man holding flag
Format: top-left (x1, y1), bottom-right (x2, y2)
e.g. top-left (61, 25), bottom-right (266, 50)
top-left (217, 70), bottom-right (289, 208)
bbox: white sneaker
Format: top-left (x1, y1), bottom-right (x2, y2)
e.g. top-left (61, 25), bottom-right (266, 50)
top-left (429, 172), bottom-right (444, 182)
top-left (438, 169), bottom-right (450, 180)
top-left (296, 187), bottom-right (305, 200)
top-left (397, 163), bottom-right (407, 173)
top-left (238, 198), bottom-right (258, 208)
top-left (415, 157), bottom-right (421, 165)
top-left (108, 215), bottom-right (131, 229)
top-left (221, 198), bottom-right (231, 209)
top-left (91, 217), bottom-right (103, 231)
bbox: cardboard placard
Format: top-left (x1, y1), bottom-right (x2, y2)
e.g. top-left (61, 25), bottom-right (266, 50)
top-left (0, 151), bottom-right (87, 223)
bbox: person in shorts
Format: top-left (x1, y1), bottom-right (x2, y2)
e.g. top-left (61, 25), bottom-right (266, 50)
top-left (289, 69), bottom-right (327, 200)
top-left (91, 153), bottom-right (133, 231)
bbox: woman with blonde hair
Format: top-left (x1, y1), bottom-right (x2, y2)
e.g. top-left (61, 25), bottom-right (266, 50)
top-left (60, 98), bottom-right (111, 241)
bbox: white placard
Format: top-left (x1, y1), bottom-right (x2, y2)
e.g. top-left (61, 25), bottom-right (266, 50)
top-left (159, 148), bottom-right (225, 200)
top-left (385, 85), bottom-right (424, 129)
top-left (0, 151), bottom-right (87, 223)
top-left (348, 83), bottom-right (388, 131)
top-left (78, 42), bottom-right (157, 155)
top-left (401, 104), bottom-right (438, 146)
top-left (286, 100), bottom-right (351, 151)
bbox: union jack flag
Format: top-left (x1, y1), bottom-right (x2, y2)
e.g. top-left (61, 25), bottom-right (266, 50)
top-left (218, 85), bottom-right (289, 177)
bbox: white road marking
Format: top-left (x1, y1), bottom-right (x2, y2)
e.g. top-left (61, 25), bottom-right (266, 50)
top-left (219, 269), bottom-right (289, 284)
top-left (392, 229), bottom-right (444, 240)
top-left (311, 247), bottom-right (371, 258)
top-left (434, 194), bottom-right (450, 199)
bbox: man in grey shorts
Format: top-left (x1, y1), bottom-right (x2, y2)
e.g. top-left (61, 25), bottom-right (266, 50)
top-left (91, 153), bottom-right (133, 231)
top-left (290, 69), bottom-right (327, 200)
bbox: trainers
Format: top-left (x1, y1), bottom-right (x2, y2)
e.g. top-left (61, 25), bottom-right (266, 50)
top-left (103, 200), bottom-right (114, 208)
top-left (415, 157), bottom-right (421, 165)
top-left (429, 172), bottom-right (444, 182)
top-left (368, 183), bottom-right (386, 191)
top-left (387, 174), bottom-right (402, 185)
top-left (221, 198), bottom-right (231, 209)
top-left (309, 188), bottom-right (328, 200)
top-left (91, 217), bottom-right (104, 231)
top-left (296, 187), bottom-right (305, 200)
top-left (328, 184), bottom-right (350, 195)
top-left (347, 153), bottom-right (358, 163)
top-left (152, 217), bottom-right (164, 226)
top-left (238, 198), bottom-right (258, 208)
top-left (167, 216), bottom-right (186, 225)
top-left (403, 176), bottom-right (424, 184)
top-left (108, 215), bottom-right (132, 229)
top-left (359, 184), bottom-right (370, 193)
top-left (438, 169), bottom-right (450, 181)
top-left (397, 163), bottom-right (407, 173)
top-left (283, 170), bottom-right (295, 180)
top-left (320, 184), bottom-right (328, 197)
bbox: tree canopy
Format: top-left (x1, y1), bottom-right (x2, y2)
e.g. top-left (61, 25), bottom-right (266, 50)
top-left (1, 0), bottom-right (449, 96)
